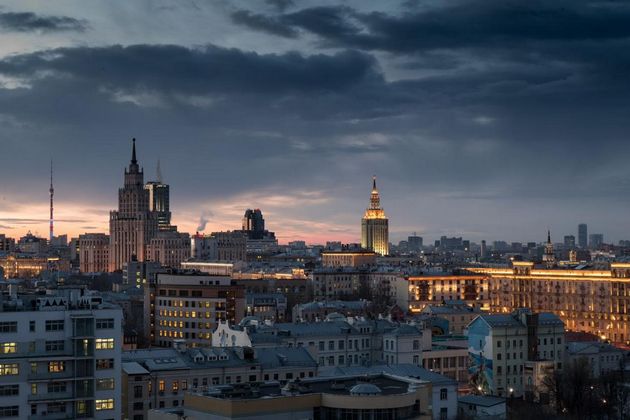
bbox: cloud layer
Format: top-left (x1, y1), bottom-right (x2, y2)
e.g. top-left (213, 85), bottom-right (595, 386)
top-left (0, 0), bottom-right (629, 243)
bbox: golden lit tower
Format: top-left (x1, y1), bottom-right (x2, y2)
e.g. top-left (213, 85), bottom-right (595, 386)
top-left (361, 176), bottom-right (389, 255)
top-left (543, 229), bottom-right (556, 268)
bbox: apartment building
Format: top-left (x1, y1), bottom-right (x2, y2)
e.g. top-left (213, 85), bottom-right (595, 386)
top-left (121, 345), bottom-right (317, 420)
top-left (213, 318), bottom-right (430, 369)
top-left (467, 309), bottom-right (565, 398)
top-left (0, 287), bottom-right (122, 419)
top-left (145, 272), bottom-right (245, 347)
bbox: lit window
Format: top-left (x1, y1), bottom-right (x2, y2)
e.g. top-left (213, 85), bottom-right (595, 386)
top-left (95, 399), bottom-right (114, 411)
top-left (95, 338), bottom-right (114, 350)
top-left (0, 343), bottom-right (16, 354)
top-left (0, 363), bottom-right (20, 376)
top-left (48, 361), bottom-right (65, 373)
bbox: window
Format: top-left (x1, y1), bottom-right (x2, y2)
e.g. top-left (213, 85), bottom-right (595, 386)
top-left (95, 338), bottom-right (114, 350)
top-left (96, 359), bottom-right (114, 370)
top-left (440, 407), bottom-right (448, 420)
top-left (29, 321), bottom-right (35, 332)
top-left (134, 385), bottom-right (143, 398)
top-left (45, 320), bottom-right (64, 331)
top-left (328, 341), bottom-right (334, 351)
top-left (133, 402), bottom-right (143, 411)
top-left (497, 340), bottom-right (502, 348)
top-left (47, 401), bottom-right (67, 413)
top-left (0, 364), bottom-right (18, 376)
top-left (497, 353), bottom-right (502, 360)
top-left (182, 380), bottom-right (188, 390)
top-left (48, 382), bottom-right (66, 393)
top-left (338, 340), bottom-right (344, 350)
top-left (318, 341), bottom-right (324, 351)
top-left (440, 388), bottom-right (448, 400)
top-left (48, 361), bottom-right (65, 373)
top-left (45, 340), bottom-right (65, 352)
top-left (158, 380), bottom-right (165, 393)
top-left (0, 343), bottom-right (16, 354)
top-left (172, 381), bottom-right (179, 393)
top-left (96, 319), bottom-right (115, 329)
top-left (95, 399), bottom-right (114, 411)
top-left (0, 385), bottom-right (18, 396)
top-left (413, 355), bottom-right (419, 365)
top-left (96, 378), bottom-right (115, 390)
top-left (0, 406), bottom-right (18, 417)
top-left (0, 322), bottom-right (17, 333)
top-left (413, 340), bottom-right (420, 350)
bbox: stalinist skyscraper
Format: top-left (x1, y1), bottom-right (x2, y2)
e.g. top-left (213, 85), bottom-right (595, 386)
top-left (361, 176), bottom-right (389, 256)
top-left (109, 139), bottom-right (159, 271)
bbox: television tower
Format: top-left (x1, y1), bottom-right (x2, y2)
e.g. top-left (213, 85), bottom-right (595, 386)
top-left (49, 160), bottom-right (54, 242)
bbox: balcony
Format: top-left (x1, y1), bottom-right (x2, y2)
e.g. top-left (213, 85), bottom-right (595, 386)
top-left (28, 391), bottom-right (74, 402)
top-left (29, 413), bottom-right (76, 420)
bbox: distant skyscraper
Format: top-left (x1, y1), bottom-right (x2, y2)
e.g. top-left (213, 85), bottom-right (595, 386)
top-left (145, 159), bottom-right (172, 230)
top-left (109, 139), bottom-right (159, 271)
top-left (589, 233), bottom-right (604, 249)
top-left (564, 235), bottom-right (576, 249)
top-left (361, 176), bottom-right (389, 256)
top-left (480, 240), bottom-right (487, 258)
top-left (407, 234), bottom-right (423, 251)
top-left (242, 209), bottom-right (265, 239)
top-left (542, 230), bottom-right (556, 268)
top-left (578, 223), bottom-right (588, 249)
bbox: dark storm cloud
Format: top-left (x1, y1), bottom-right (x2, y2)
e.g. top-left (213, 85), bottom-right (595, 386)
top-left (1, 0), bottom-right (630, 241)
top-left (265, 0), bottom-right (294, 12)
top-left (248, 1), bottom-right (630, 52)
top-left (0, 12), bottom-right (87, 32)
top-left (230, 10), bottom-right (298, 38)
top-left (0, 44), bottom-right (379, 95)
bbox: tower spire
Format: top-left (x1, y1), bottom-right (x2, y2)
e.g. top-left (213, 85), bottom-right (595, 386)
top-left (547, 229), bottom-right (551, 244)
top-left (131, 138), bottom-right (137, 164)
top-left (49, 160), bottom-right (54, 242)
top-left (372, 175), bottom-right (377, 191)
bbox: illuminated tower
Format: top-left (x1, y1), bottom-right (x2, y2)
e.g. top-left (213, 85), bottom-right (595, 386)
top-left (109, 139), bottom-right (159, 271)
top-left (542, 230), bottom-right (556, 268)
top-left (49, 160), bottom-right (54, 242)
top-left (361, 176), bottom-right (389, 255)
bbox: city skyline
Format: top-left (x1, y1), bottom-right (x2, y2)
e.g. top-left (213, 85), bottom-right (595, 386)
top-left (1, 1), bottom-right (630, 244)
top-left (0, 142), bottom-right (617, 246)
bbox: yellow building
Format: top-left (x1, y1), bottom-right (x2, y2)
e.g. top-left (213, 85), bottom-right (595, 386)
top-left (400, 262), bottom-right (630, 344)
top-left (361, 176), bottom-right (389, 256)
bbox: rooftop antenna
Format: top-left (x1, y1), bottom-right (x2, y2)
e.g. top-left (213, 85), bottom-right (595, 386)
top-left (49, 160), bottom-right (54, 242)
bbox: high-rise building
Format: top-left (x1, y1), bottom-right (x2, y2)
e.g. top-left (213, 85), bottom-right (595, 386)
top-left (407, 234), bottom-right (423, 252)
top-left (0, 287), bottom-right (122, 419)
top-left (242, 209), bottom-right (265, 239)
top-left (79, 233), bottom-right (110, 273)
top-left (542, 230), bottom-right (556, 268)
top-left (589, 233), bottom-right (604, 249)
top-left (578, 223), bottom-right (588, 249)
top-left (145, 181), bottom-right (171, 230)
top-left (109, 139), bottom-right (159, 271)
top-left (360, 176), bottom-right (389, 256)
top-left (563, 235), bottom-right (576, 248)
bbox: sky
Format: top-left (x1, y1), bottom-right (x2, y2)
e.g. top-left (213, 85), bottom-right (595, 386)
top-left (0, 0), bottom-right (630, 245)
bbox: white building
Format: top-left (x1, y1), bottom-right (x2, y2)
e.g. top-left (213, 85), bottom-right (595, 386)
top-left (467, 309), bottom-right (565, 398)
top-left (0, 287), bottom-right (123, 419)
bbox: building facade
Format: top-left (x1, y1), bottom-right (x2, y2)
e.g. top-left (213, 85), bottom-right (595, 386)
top-left (467, 309), bottom-right (565, 398)
top-left (109, 139), bottom-right (159, 271)
top-left (78, 233), bottom-right (110, 273)
top-left (321, 250), bottom-right (377, 268)
top-left (0, 288), bottom-right (122, 419)
top-left (122, 346), bottom-right (317, 420)
top-left (146, 231), bottom-right (190, 268)
top-left (146, 273), bottom-right (246, 347)
top-left (361, 176), bottom-right (389, 256)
